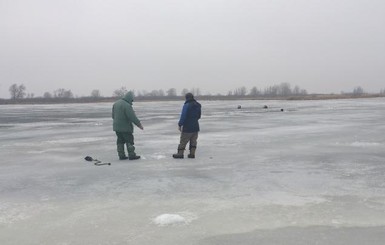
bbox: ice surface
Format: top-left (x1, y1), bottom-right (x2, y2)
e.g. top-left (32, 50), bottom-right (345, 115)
top-left (1, 98), bottom-right (385, 244)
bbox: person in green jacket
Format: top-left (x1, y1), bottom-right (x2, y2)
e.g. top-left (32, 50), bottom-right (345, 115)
top-left (112, 91), bottom-right (143, 160)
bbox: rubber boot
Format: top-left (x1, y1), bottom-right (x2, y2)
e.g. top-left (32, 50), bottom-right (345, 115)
top-left (129, 155), bottom-right (141, 160)
top-left (117, 144), bottom-right (128, 160)
top-left (188, 147), bottom-right (196, 159)
top-left (173, 149), bottom-right (184, 159)
top-left (127, 144), bottom-right (140, 160)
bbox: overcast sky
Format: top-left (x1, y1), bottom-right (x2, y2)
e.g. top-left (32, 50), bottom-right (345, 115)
top-left (1, 0), bottom-right (384, 98)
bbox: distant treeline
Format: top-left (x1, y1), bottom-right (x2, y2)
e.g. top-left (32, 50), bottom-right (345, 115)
top-left (1, 93), bottom-right (384, 105)
top-left (2, 83), bottom-right (385, 105)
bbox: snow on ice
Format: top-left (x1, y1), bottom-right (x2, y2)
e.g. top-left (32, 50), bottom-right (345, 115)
top-left (152, 213), bottom-right (196, 226)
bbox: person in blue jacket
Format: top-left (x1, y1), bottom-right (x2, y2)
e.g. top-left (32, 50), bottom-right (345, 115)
top-left (173, 93), bottom-right (202, 159)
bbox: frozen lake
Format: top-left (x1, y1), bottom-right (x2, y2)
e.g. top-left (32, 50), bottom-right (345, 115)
top-left (1, 98), bottom-right (385, 244)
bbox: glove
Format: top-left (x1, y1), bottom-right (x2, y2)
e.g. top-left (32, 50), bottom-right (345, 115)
top-left (85, 156), bottom-right (93, 161)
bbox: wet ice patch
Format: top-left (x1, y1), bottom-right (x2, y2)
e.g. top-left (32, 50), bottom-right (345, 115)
top-left (260, 192), bottom-right (327, 206)
top-left (45, 137), bottom-right (105, 144)
top-left (152, 154), bottom-right (167, 160)
top-left (152, 212), bottom-right (197, 226)
top-left (0, 202), bottom-right (53, 225)
top-left (334, 141), bottom-right (382, 148)
top-left (27, 150), bottom-right (48, 154)
top-left (351, 141), bottom-right (381, 147)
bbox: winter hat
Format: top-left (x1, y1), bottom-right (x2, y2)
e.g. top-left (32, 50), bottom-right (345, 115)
top-left (185, 93), bottom-right (194, 100)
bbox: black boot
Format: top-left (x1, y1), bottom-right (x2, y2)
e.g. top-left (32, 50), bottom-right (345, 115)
top-left (118, 144), bottom-right (128, 160)
top-left (173, 149), bottom-right (184, 159)
top-left (188, 147), bottom-right (196, 158)
top-left (129, 155), bottom-right (141, 160)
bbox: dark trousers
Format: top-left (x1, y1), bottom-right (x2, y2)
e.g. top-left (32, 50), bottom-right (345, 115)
top-left (178, 132), bottom-right (198, 150)
top-left (115, 132), bottom-right (136, 157)
top-left (116, 132), bottom-right (134, 145)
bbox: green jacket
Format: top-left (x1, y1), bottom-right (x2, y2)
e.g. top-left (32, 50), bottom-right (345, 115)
top-left (112, 92), bottom-right (141, 133)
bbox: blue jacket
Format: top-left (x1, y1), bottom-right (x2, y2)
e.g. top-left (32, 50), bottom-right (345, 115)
top-left (178, 99), bottom-right (201, 133)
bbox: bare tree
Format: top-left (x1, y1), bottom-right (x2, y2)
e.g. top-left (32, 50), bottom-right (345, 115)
top-left (166, 88), bottom-right (177, 97)
top-left (233, 86), bottom-right (247, 96)
top-left (158, 89), bottom-right (165, 96)
top-left (9, 83), bottom-right (26, 99)
top-left (147, 89), bottom-right (165, 97)
top-left (249, 86), bottom-right (261, 97)
top-left (137, 90), bottom-right (147, 97)
top-left (292, 85), bottom-right (301, 95)
top-left (264, 85), bottom-right (279, 96)
top-left (9, 84), bottom-right (18, 99)
top-left (54, 88), bottom-right (73, 98)
top-left (63, 89), bottom-right (73, 98)
top-left (181, 88), bottom-right (189, 96)
top-left (300, 89), bottom-right (307, 95)
top-left (91, 89), bottom-right (101, 98)
top-left (191, 88), bottom-right (201, 96)
top-left (113, 86), bottom-right (128, 97)
top-left (278, 83), bottom-right (292, 96)
top-left (353, 86), bottom-right (364, 95)
top-left (43, 92), bottom-right (52, 98)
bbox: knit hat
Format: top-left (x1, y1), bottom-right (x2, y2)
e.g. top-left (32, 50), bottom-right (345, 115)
top-left (185, 93), bottom-right (194, 100)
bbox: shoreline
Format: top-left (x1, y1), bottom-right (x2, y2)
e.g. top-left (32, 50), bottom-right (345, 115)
top-left (0, 94), bottom-right (384, 105)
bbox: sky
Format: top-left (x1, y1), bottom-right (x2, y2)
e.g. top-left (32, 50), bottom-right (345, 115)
top-left (0, 0), bottom-right (384, 98)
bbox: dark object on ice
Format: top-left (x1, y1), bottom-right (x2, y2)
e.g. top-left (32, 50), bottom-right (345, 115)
top-left (237, 105), bottom-right (242, 109)
top-left (281, 108), bottom-right (284, 112)
top-left (95, 162), bottom-right (111, 166)
top-left (85, 156), bottom-right (93, 161)
top-left (263, 105), bottom-right (268, 109)
top-left (84, 156), bottom-right (111, 166)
